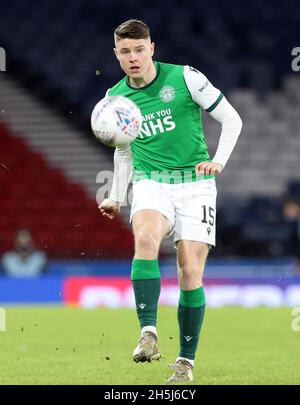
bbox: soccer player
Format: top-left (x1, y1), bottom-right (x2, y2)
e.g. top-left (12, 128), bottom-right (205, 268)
top-left (99, 19), bottom-right (242, 383)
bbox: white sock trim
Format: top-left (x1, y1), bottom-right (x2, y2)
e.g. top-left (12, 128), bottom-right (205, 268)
top-left (176, 357), bottom-right (194, 368)
top-left (141, 326), bottom-right (157, 337)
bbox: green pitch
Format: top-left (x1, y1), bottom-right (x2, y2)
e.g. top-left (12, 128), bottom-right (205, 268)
top-left (0, 307), bottom-right (299, 385)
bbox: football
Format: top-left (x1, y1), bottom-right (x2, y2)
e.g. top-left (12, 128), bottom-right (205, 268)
top-left (91, 95), bottom-right (143, 147)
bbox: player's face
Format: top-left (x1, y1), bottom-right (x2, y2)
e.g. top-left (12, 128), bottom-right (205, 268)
top-left (114, 37), bottom-right (154, 79)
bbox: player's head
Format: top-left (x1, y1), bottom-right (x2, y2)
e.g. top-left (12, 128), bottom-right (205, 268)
top-left (113, 19), bottom-right (155, 79)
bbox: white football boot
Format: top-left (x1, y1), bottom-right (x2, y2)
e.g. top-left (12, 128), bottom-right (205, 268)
top-left (133, 331), bottom-right (161, 363)
top-left (167, 359), bottom-right (194, 383)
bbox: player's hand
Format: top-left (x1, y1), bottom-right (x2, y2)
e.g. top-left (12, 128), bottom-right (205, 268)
top-left (98, 198), bottom-right (120, 219)
top-left (195, 161), bottom-right (224, 176)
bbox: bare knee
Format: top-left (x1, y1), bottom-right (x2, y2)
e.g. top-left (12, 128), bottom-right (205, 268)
top-left (178, 242), bottom-right (208, 273)
top-left (177, 247), bottom-right (208, 289)
top-left (135, 231), bottom-right (160, 258)
top-left (178, 262), bottom-right (203, 284)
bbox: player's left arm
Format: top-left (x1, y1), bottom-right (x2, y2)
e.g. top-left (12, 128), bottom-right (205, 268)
top-left (183, 66), bottom-right (243, 176)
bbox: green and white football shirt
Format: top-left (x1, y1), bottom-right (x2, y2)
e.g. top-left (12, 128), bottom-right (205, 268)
top-left (107, 62), bottom-right (223, 183)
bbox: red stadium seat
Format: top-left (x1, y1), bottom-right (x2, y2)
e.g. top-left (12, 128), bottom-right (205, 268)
top-left (0, 123), bottom-right (133, 258)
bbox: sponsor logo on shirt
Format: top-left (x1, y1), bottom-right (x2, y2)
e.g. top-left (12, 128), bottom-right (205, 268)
top-left (198, 80), bottom-right (209, 92)
top-left (138, 108), bottom-right (176, 138)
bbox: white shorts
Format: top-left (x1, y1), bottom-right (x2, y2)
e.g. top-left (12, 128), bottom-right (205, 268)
top-left (130, 179), bottom-right (217, 247)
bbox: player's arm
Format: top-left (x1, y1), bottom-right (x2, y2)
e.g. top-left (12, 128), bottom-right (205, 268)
top-left (99, 144), bottom-right (133, 219)
top-left (98, 88), bottom-right (132, 219)
top-left (183, 66), bottom-right (243, 176)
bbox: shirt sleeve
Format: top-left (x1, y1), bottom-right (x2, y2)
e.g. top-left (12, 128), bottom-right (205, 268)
top-left (183, 65), bottom-right (223, 112)
top-left (109, 144), bottom-right (133, 204)
top-left (209, 97), bottom-right (243, 167)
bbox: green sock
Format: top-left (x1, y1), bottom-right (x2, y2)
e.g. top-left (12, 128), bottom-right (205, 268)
top-left (177, 287), bottom-right (206, 360)
top-left (131, 259), bottom-right (161, 328)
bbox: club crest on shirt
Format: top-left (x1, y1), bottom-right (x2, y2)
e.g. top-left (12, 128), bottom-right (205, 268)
top-left (159, 85), bottom-right (176, 103)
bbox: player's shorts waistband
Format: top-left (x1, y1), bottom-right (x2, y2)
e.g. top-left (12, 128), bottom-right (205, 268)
top-left (133, 170), bottom-right (215, 184)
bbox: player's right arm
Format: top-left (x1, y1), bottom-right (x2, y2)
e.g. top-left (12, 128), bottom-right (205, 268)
top-left (98, 89), bottom-right (133, 219)
top-left (99, 144), bottom-right (133, 219)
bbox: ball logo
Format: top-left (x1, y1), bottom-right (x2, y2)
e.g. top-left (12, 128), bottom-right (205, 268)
top-left (115, 109), bottom-right (130, 126)
top-left (115, 108), bottom-right (140, 140)
top-left (159, 86), bottom-right (176, 103)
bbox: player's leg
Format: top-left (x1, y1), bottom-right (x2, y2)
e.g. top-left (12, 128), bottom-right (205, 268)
top-left (132, 209), bottom-right (171, 329)
top-left (167, 240), bottom-right (208, 382)
top-left (167, 179), bottom-right (216, 382)
top-left (132, 209), bottom-right (172, 362)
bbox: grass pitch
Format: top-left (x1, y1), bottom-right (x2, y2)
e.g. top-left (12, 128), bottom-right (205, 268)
top-left (0, 307), bottom-right (299, 385)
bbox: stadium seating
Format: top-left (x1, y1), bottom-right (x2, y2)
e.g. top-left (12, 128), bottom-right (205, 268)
top-left (0, 0), bottom-right (298, 115)
top-left (1, 0), bottom-right (299, 258)
top-left (0, 123), bottom-right (134, 258)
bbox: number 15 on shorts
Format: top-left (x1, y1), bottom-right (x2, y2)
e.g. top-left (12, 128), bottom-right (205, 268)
top-left (201, 205), bottom-right (215, 226)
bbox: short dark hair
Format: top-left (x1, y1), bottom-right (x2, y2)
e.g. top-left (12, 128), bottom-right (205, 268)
top-left (114, 19), bottom-right (150, 41)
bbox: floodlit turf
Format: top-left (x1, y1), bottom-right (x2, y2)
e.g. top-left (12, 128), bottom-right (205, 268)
top-left (0, 306), bottom-right (299, 385)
